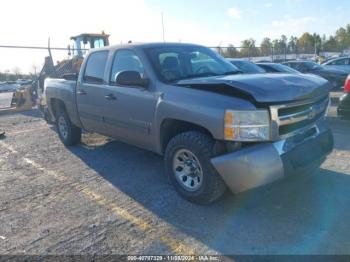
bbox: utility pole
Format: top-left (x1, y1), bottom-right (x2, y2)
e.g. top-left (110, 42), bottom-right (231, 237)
top-left (161, 12), bottom-right (165, 42)
top-left (314, 42), bottom-right (317, 56)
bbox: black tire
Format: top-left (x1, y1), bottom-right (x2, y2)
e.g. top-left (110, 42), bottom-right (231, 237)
top-left (43, 107), bottom-right (55, 124)
top-left (55, 107), bottom-right (81, 146)
top-left (164, 131), bottom-right (226, 205)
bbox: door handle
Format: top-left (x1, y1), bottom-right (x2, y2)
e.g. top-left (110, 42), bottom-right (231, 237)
top-left (105, 93), bottom-right (116, 100)
top-left (77, 89), bottom-right (87, 95)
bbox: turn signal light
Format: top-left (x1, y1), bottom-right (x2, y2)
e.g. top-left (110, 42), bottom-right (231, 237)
top-left (224, 127), bottom-right (235, 140)
top-left (224, 111), bottom-right (233, 126)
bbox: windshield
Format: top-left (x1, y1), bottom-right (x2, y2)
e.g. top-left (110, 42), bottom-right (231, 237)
top-left (303, 61), bottom-right (322, 70)
top-left (272, 63), bottom-right (299, 73)
top-left (230, 60), bottom-right (265, 73)
top-left (144, 45), bottom-right (240, 82)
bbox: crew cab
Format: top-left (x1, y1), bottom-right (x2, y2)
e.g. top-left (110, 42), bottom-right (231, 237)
top-left (44, 43), bottom-right (333, 204)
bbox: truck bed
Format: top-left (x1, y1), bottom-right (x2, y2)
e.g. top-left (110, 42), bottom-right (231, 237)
top-left (45, 78), bottom-right (80, 126)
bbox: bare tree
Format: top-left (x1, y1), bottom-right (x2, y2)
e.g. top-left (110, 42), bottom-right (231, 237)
top-left (32, 64), bottom-right (39, 76)
top-left (12, 67), bottom-right (21, 76)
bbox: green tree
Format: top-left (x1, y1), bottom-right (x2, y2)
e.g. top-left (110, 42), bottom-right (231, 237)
top-left (240, 38), bottom-right (259, 57)
top-left (335, 27), bottom-right (350, 51)
top-left (346, 24), bottom-right (350, 35)
top-left (313, 33), bottom-right (322, 54)
top-left (288, 36), bottom-right (299, 54)
top-left (260, 37), bottom-right (272, 56)
top-left (272, 38), bottom-right (286, 55)
top-left (281, 35), bottom-right (287, 46)
top-left (323, 36), bottom-right (338, 52)
top-left (298, 32), bottom-right (315, 53)
top-left (223, 44), bottom-right (238, 58)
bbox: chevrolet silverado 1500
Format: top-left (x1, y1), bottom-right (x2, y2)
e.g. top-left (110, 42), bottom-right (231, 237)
top-left (44, 43), bottom-right (333, 204)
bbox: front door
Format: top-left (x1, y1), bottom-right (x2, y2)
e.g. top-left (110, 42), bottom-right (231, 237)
top-left (103, 49), bottom-right (158, 149)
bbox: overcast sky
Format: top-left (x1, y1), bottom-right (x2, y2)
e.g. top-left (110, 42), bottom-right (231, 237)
top-left (1, 0), bottom-right (349, 73)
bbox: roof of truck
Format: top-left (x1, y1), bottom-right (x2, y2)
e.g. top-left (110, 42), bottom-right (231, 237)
top-left (89, 42), bottom-right (205, 53)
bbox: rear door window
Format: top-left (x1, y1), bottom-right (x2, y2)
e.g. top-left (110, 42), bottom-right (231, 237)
top-left (83, 51), bottom-right (109, 84)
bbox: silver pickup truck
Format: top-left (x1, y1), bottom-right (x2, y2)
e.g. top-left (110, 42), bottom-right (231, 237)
top-left (45, 43), bottom-right (333, 204)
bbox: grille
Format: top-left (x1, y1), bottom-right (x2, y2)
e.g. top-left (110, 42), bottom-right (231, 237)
top-left (270, 96), bottom-right (329, 139)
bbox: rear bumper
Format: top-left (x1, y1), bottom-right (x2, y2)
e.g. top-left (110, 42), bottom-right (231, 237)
top-left (211, 122), bottom-right (333, 194)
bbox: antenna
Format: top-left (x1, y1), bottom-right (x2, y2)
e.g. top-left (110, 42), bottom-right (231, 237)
top-left (161, 12), bottom-right (165, 42)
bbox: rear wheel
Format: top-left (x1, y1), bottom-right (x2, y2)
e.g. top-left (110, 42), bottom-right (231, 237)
top-left (55, 108), bottom-right (81, 146)
top-left (164, 131), bottom-right (226, 205)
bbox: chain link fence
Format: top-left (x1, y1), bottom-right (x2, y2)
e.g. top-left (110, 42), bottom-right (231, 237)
top-left (209, 46), bottom-right (340, 63)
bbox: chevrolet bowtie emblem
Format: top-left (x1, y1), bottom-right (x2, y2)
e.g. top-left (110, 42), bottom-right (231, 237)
top-left (308, 106), bottom-right (317, 119)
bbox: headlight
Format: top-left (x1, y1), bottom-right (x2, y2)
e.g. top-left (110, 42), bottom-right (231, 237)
top-left (224, 110), bottom-right (270, 141)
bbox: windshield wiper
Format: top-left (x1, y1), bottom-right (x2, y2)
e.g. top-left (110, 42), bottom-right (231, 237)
top-left (171, 72), bottom-right (218, 82)
top-left (186, 72), bottom-right (218, 78)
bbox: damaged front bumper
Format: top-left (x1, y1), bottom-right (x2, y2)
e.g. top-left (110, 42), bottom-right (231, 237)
top-left (211, 122), bottom-right (333, 193)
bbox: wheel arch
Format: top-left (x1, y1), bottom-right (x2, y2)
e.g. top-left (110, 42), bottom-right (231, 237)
top-left (50, 98), bottom-right (67, 120)
top-left (159, 118), bottom-right (214, 154)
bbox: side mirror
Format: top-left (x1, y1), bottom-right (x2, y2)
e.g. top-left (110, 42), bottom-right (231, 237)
top-left (62, 73), bottom-right (78, 81)
top-left (115, 71), bottom-right (149, 87)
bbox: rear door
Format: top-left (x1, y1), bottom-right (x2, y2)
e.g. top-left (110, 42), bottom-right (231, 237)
top-left (76, 51), bottom-right (109, 132)
top-left (102, 49), bottom-right (158, 149)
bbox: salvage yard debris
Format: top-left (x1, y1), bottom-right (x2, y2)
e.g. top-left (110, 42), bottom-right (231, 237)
top-left (0, 83), bottom-right (33, 113)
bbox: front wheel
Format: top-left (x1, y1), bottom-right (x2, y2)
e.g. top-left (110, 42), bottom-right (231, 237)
top-left (55, 108), bottom-right (81, 146)
top-left (164, 131), bottom-right (226, 205)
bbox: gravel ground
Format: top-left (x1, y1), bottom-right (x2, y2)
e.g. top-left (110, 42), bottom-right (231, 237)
top-left (0, 92), bottom-right (349, 256)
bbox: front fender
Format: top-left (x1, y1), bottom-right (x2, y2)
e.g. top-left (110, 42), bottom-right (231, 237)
top-left (151, 82), bottom-right (257, 153)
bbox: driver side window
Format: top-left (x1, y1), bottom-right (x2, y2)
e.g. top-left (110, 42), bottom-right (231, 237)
top-left (110, 50), bottom-right (144, 84)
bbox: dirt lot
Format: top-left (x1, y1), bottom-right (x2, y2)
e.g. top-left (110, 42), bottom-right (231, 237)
top-left (0, 92), bottom-right (349, 256)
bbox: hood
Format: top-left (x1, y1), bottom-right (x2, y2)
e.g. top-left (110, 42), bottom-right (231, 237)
top-left (323, 65), bottom-right (350, 74)
top-left (175, 73), bottom-right (331, 104)
top-left (314, 66), bottom-right (349, 75)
